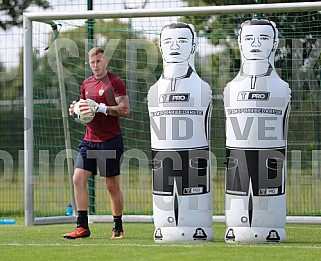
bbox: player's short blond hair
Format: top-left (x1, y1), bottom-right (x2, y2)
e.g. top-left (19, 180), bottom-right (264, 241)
top-left (88, 47), bottom-right (104, 57)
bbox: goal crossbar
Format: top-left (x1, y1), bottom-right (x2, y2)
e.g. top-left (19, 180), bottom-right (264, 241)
top-left (24, 2), bottom-right (321, 22)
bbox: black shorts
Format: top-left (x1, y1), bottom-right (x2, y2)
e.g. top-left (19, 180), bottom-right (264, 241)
top-left (75, 135), bottom-right (124, 177)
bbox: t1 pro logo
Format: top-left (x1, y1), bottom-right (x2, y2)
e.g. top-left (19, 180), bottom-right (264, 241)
top-left (159, 93), bottom-right (190, 103)
top-left (237, 92), bottom-right (270, 101)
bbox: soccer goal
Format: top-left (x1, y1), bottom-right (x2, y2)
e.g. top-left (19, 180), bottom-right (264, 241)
top-left (24, 2), bottom-right (321, 225)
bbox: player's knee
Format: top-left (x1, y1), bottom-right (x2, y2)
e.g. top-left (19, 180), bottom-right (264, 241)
top-left (73, 170), bottom-right (88, 188)
top-left (106, 183), bottom-right (118, 193)
top-left (106, 181), bottom-right (120, 194)
top-left (73, 175), bottom-right (82, 188)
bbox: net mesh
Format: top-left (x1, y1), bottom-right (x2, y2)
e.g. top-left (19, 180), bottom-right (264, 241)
top-left (1, 2), bottom-right (321, 218)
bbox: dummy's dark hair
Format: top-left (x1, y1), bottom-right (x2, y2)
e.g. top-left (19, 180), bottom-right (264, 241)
top-left (239, 19), bottom-right (277, 41)
top-left (160, 22), bottom-right (195, 44)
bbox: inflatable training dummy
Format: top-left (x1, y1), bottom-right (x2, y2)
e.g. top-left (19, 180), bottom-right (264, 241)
top-left (224, 19), bottom-right (291, 243)
top-left (148, 22), bottom-right (213, 242)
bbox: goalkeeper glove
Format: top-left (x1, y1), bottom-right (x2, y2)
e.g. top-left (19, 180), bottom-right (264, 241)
top-left (86, 99), bottom-right (108, 115)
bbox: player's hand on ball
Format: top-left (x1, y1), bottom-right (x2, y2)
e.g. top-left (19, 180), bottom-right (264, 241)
top-left (69, 100), bottom-right (77, 116)
top-left (77, 99), bottom-right (93, 115)
top-left (72, 98), bottom-right (107, 124)
top-left (73, 99), bottom-right (96, 124)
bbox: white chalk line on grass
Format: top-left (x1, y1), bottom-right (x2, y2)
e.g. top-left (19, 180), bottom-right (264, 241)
top-left (1, 243), bottom-right (321, 250)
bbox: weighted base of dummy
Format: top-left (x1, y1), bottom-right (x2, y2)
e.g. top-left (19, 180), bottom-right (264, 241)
top-left (154, 226), bottom-right (213, 242)
top-left (225, 227), bottom-right (285, 243)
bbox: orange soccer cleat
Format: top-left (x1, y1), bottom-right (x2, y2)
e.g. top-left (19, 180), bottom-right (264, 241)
top-left (111, 228), bottom-right (124, 240)
top-left (63, 227), bottom-right (91, 239)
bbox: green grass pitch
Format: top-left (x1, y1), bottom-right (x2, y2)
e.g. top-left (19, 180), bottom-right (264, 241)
top-left (1, 219), bottom-right (320, 261)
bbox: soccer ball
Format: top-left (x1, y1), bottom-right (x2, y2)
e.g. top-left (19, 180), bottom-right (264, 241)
top-left (73, 99), bottom-right (95, 124)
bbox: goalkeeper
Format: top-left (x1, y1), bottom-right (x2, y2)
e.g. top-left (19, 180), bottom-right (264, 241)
top-left (64, 47), bottom-right (130, 239)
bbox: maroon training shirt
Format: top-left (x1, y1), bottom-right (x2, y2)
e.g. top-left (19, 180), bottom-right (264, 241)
top-left (80, 71), bottom-right (127, 142)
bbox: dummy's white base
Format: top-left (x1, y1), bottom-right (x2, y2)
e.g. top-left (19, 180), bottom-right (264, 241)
top-left (225, 227), bottom-right (286, 243)
top-left (154, 226), bottom-right (213, 242)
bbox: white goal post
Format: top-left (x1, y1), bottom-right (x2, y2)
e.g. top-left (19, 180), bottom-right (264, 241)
top-left (24, 1), bottom-right (321, 226)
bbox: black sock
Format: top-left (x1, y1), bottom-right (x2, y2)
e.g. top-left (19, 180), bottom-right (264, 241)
top-left (77, 210), bottom-right (89, 229)
top-left (113, 215), bottom-right (123, 231)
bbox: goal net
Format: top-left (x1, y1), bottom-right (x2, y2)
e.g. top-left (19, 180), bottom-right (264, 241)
top-left (24, 2), bottom-right (321, 225)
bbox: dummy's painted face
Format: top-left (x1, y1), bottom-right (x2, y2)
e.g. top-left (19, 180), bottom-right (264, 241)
top-left (160, 28), bottom-right (194, 64)
top-left (240, 24), bottom-right (275, 60)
